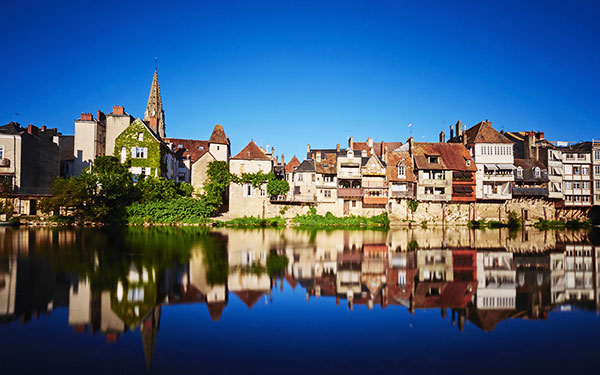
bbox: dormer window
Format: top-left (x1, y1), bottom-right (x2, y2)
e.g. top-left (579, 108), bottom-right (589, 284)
top-left (465, 159), bottom-right (471, 166)
top-left (516, 167), bottom-right (523, 178)
top-left (534, 167), bottom-right (541, 178)
top-left (361, 150), bottom-right (367, 157)
top-left (397, 165), bottom-right (406, 178)
top-left (198, 146), bottom-right (204, 150)
top-left (347, 150), bottom-right (353, 158)
top-left (427, 155), bottom-right (439, 164)
top-left (177, 144), bottom-right (183, 149)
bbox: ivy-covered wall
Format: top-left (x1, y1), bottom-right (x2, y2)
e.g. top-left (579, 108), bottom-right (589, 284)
top-left (114, 119), bottom-right (168, 177)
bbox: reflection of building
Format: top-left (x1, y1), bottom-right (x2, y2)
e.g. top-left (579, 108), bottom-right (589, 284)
top-left (475, 251), bottom-right (516, 310)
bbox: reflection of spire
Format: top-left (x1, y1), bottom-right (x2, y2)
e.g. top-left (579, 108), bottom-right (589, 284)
top-left (206, 302), bottom-right (226, 321)
top-left (140, 306), bottom-right (161, 372)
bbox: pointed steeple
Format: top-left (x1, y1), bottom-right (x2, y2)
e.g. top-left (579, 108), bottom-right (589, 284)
top-left (144, 67), bottom-right (166, 138)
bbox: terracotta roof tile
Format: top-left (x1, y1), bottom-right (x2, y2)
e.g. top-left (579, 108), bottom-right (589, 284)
top-left (352, 140), bottom-right (403, 157)
top-left (412, 143), bottom-right (477, 172)
top-left (285, 155), bottom-right (301, 173)
top-left (315, 153), bottom-right (337, 174)
top-left (163, 138), bottom-right (209, 163)
top-left (232, 140), bottom-right (272, 160)
top-left (456, 121), bottom-right (513, 145)
top-left (208, 124), bottom-right (229, 145)
top-left (386, 151), bottom-right (415, 182)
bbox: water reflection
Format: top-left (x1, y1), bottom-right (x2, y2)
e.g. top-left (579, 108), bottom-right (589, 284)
top-left (0, 227), bottom-right (599, 371)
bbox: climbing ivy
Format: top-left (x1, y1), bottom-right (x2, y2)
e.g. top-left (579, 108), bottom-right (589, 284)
top-left (113, 119), bottom-right (168, 177)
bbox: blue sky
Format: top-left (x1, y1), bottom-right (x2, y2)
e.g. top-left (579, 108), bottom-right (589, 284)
top-left (2, 0), bottom-right (599, 159)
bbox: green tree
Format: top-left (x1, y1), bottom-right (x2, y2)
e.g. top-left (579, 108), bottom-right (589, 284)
top-left (267, 178), bottom-right (290, 196)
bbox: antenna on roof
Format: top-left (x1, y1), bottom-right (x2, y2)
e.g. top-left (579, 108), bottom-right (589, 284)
top-left (408, 123), bottom-right (413, 137)
top-left (14, 113), bottom-right (20, 123)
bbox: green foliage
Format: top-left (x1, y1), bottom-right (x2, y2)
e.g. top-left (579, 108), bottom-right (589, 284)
top-left (421, 220), bottom-right (428, 228)
top-left (113, 119), bottom-right (166, 176)
top-left (126, 197), bottom-right (213, 224)
top-left (266, 253), bottom-right (289, 277)
top-left (407, 199), bottom-right (419, 212)
top-left (267, 178), bottom-right (290, 196)
top-left (136, 176), bottom-right (179, 202)
top-left (507, 211), bottom-right (523, 228)
top-left (224, 216), bottom-right (286, 228)
top-left (565, 219), bottom-right (592, 229)
top-left (293, 210), bottom-right (390, 228)
top-left (407, 239), bottom-right (419, 251)
top-left (41, 156), bottom-right (137, 224)
top-left (202, 161), bottom-right (231, 212)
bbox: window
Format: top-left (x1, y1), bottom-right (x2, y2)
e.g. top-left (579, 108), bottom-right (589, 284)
top-left (397, 165), bottom-right (405, 178)
top-left (428, 156), bottom-right (439, 164)
top-left (0, 145), bottom-right (4, 159)
top-left (565, 181), bottom-right (572, 190)
top-left (178, 173), bottom-right (186, 181)
top-left (566, 154), bottom-right (575, 160)
top-left (534, 167), bottom-right (541, 178)
top-left (566, 195), bottom-right (572, 202)
top-left (575, 195), bottom-right (581, 202)
top-left (312, 174), bottom-right (315, 182)
top-left (260, 188), bottom-right (267, 196)
top-left (178, 160), bottom-right (185, 168)
top-left (324, 175), bottom-right (333, 183)
top-left (596, 181), bottom-right (600, 190)
top-left (516, 167), bottom-right (523, 178)
top-left (582, 167), bottom-right (589, 175)
top-left (177, 144), bottom-right (183, 149)
top-left (132, 147), bottom-right (148, 158)
top-left (578, 153), bottom-right (586, 160)
top-left (595, 166), bottom-right (600, 175)
top-left (465, 159), bottom-right (471, 166)
top-left (138, 132), bottom-right (144, 141)
top-left (595, 150), bottom-right (600, 160)
top-left (573, 166), bottom-right (580, 175)
top-left (324, 190), bottom-right (331, 198)
top-left (298, 174), bottom-right (303, 182)
top-left (573, 182), bottom-right (581, 189)
top-left (352, 200), bottom-right (357, 207)
top-left (425, 187), bottom-right (434, 195)
top-left (243, 183), bottom-right (255, 197)
top-left (583, 195), bottom-right (590, 203)
top-left (583, 181), bottom-right (589, 189)
top-left (217, 145), bottom-right (220, 150)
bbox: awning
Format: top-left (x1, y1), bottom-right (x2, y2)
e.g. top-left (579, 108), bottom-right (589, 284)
top-left (496, 164), bottom-right (515, 170)
top-left (484, 164), bottom-right (498, 170)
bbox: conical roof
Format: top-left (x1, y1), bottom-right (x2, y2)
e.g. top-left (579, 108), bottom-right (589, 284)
top-left (208, 124), bottom-right (229, 145)
top-left (144, 68), bottom-right (166, 138)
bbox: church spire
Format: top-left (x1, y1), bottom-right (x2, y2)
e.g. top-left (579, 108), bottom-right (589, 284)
top-left (144, 66), bottom-right (166, 138)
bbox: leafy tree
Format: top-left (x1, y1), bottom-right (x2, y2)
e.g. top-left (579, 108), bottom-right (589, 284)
top-left (267, 178), bottom-right (290, 196)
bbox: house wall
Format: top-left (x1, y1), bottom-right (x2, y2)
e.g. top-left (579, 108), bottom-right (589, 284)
top-left (0, 133), bottom-right (21, 192)
top-left (562, 150), bottom-right (592, 206)
top-left (593, 143), bottom-right (600, 205)
top-left (472, 143), bottom-right (514, 200)
top-left (191, 153), bottom-right (216, 194)
top-left (416, 170), bottom-right (452, 201)
top-left (105, 114), bottom-right (132, 157)
top-left (209, 143), bottom-right (229, 162)
top-left (74, 120), bottom-right (105, 176)
top-left (20, 132), bottom-right (59, 195)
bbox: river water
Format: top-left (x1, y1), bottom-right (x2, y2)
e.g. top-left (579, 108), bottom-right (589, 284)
top-left (1, 226), bottom-right (599, 374)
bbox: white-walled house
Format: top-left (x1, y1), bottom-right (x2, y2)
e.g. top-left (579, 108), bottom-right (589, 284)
top-left (449, 120), bottom-right (514, 200)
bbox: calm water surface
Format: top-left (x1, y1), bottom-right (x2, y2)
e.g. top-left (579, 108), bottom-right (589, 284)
top-left (1, 226), bottom-right (600, 374)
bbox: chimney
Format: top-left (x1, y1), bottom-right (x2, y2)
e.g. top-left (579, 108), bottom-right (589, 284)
top-left (439, 131), bottom-right (445, 143)
top-left (41, 125), bottom-right (47, 131)
top-left (336, 143), bottom-right (340, 152)
top-left (538, 131), bottom-right (545, 140)
top-left (383, 146), bottom-right (388, 163)
top-left (271, 146), bottom-right (275, 156)
top-left (408, 136), bottom-right (414, 152)
top-left (281, 153), bottom-right (285, 165)
top-left (97, 110), bottom-right (106, 123)
top-left (316, 152), bottom-right (322, 162)
top-left (307, 144), bottom-right (311, 156)
top-left (80, 113), bottom-right (93, 121)
top-left (149, 116), bottom-right (158, 133)
top-left (367, 137), bottom-right (373, 148)
top-left (450, 124), bottom-right (454, 139)
top-left (349, 136), bottom-right (354, 149)
top-left (456, 121), bottom-right (463, 137)
top-left (112, 105), bottom-right (125, 115)
top-left (27, 124), bottom-right (39, 135)
top-left (275, 155), bottom-right (279, 163)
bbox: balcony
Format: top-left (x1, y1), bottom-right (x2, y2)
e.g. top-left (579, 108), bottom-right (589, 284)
top-left (363, 196), bottom-right (388, 205)
top-left (418, 194), bottom-right (451, 202)
top-left (338, 170), bottom-right (361, 179)
top-left (0, 158), bottom-right (10, 167)
top-left (391, 190), bottom-right (415, 199)
top-left (420, 178), bottom-right (451, 187)
top-left (337, 188), bottom-right (363, 198)
top-left (482, 192), bottom-right (512, 200)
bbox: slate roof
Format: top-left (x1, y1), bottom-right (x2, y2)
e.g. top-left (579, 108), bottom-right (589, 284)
top-left (558, 141), bottom-right (593, 153)
top-left (232, 140), bottom-right (271, 160)
top-left (163, 138), bottom-right (210, 163)
top-left (451, 121), bottom-right (513, 145)
top-left (513, 158), bottom-right (548, 181)
top-left (208, 124), bottom-right (229, 145)
top-left (295, 159), bottom-right (316, 172)
top-left (412, 142), bottom-right (477, 172)
top-left (353, 141), bottom-right (403, 157)
top-left (386, 151), bottom-right (415, 182)
top-left (285, 155), bottom-right (301, 173)
top-left (0, 122), bottom-right (23, 135)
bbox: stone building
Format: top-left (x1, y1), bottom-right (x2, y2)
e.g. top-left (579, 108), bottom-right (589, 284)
top-left (228, 140), bottom-right (273, 217)
top-left (386, 149), bottom-right (416, 203)
top-left (114, 118), bottom-right (176, 180)
top-left (0, 123), bottom-right (60, 197)
top-left (512, 158), bottom-right (549, 198)
top-left (144, 68), bottom-right (166, 138)
top-left (448, 120), bottom-right (514, 200)
top-left (73, 111), bottom-right (106, 176)
top-left (105, 105), bottom-right (134, 157)
top-left (593, 141), bottom-right (600, 205)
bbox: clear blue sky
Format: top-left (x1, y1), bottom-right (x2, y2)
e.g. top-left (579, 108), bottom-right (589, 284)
top-left (2, 0), bottom-right (599, 159)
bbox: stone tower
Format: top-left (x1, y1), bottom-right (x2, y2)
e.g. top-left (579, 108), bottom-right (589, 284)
top-left (144, 68), bottom-right (166, 138)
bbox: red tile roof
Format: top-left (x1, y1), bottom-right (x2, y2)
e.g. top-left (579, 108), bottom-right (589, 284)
top-left (234, 290), bottom-right (265, 310)
top-left (208, 124), bottom-right (229, 145)
top-left (232, 140), bottom-right (272, 160)
top-left (412, 142), bottom-right (477, 172)
top-left (163, 138), bottom-right (209, 163)
top-left (285, 155), bottom-right (301, 173)
top-left (386, 151), bottom-right (415, 182)
top-left (461, 121), bottom-right (513, 145)
top-left (315, 153), bottom-right (337, 174)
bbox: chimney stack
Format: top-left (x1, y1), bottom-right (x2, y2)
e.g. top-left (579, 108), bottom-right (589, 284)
top-left (316, 152), bottom-right (322, 162)
top-left (367, 137), bottom-right (373, 148)
top-left (336, 143), bottom-right (340, 152)
top-left (456, 121), bottom-right (463, 137)
top-left (383, 146), bottom-right (388, 163)
top-left (27, 124), bottom-right (39, 135)
top-left (112, 105), bottom-right (125, 115)
top-left (41, 125), bottom-right (47, 131)
top-left (307, 144), bottom-right (311, 157)
top-left (149, 116), bottom-right (158, 133)
top-left (349, 136), bottom-right (354, 149)
top-left (439, 131), bottom-right (445, 143)
top-left (281, 153), bottom-right (285, 165)
top-left (97, 110), bottom-right (106, 123)
top-left (80, 113), bottom-right (93, 121)
top-left (450, 124), bottom-right (454, 139)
